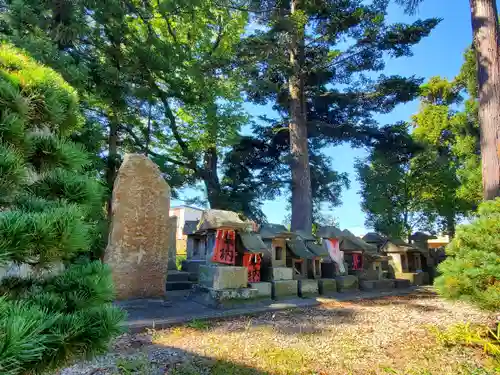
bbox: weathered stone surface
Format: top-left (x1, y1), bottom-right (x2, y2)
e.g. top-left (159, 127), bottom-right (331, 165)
top-left (298, 279), bottom-right (319, 297)
top-left (394, 279), bottom-right (412, 288)
top-left (198, 265), bottom-right (248, 290)
top-left (105, 154), bottom-right (171, 300)
top-left (264, 267), bottom-right (293, 281)
top-left (395, 272), bottom-right (427, 286)
top-left (249, 282), bottom-right (272, 299)
top-left (272, 280), bottom-right (298, 299)
top-left (193, 286), bottom-right (259, 308)
top-left (359, 279), bottom-right (395, 291)
top-left (318, 279), bottom-right (337, 295)
top-left (167, 216), bottom-right (178, 271)
top-left (336, 275), bottom-right (359, 292)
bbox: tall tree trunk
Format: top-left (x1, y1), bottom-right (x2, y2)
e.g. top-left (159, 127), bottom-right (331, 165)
top-left (470, 0), bottom-right (500, 200)
top-left (289, 0), bottom-right (312, 232)
top-left (446, 214), bottom-right (456, 239)
top-left (106, 119), bottom-right (119, 218)
top-left (203, 147), bottom-right (224, 209)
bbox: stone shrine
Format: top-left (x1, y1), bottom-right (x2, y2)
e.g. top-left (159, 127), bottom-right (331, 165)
top-left (105, 154), bottom-right (172, 300)
top-left (191, 210), bottom-right (272, 307)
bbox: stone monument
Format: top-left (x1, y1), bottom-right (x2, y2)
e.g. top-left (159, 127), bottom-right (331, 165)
top-left (105, 153), bottom-right (172, 300)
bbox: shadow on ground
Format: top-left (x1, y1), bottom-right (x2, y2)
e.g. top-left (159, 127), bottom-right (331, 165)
top-left (96, 344), bottom-right (273, 375)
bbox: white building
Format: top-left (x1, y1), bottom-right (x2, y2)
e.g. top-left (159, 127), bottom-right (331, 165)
top-left (169, 205), bottom-right (204, 255)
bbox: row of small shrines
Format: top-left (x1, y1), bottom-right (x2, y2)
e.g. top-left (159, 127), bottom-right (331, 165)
top-left (175, 210), bottom-right (440, 305)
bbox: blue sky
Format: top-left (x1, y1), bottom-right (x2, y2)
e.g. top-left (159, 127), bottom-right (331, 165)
top-left (174, 0), bottom-right (480, 234)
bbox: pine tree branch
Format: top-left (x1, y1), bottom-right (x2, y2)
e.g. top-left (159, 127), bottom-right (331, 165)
top-left (119, 124), bottom-right (191, 167)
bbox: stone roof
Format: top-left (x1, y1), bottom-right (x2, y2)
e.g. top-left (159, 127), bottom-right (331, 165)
top-left (286, 239), bottom-right (316, 259)
top-left (197, 209), bottom-right (252, 231)
top-left (295, 230), bottom-right (315, 241)
top-left (259, 224), bottom-right (294, 240)
top-left (183, 220), bottom-right (199, 235)
top-left (362, 232), bottom-right (387, 244)
top-left (239, 232), bottom-right (270, 255)
top-left (410, 232), bottom-right (438, 241)
top-left (306, 241), bottom-right (328, 257)
top-left (316, 226), bottom-right (344, 238)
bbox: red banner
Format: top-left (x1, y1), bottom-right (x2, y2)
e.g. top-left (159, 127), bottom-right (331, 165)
top-left (243, 253), bottom-right (261, 282)
top-left (211, 229), bottom-right (236, 265)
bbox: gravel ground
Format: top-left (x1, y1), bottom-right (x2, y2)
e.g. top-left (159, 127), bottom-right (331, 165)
top-left (56, 290), bottom-right (498, 375)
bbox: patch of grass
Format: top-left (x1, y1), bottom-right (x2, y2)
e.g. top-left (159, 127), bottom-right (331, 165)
top-left (169, 360), bottom-right (266, 375)
top-left (115, 355), bottom-right (151, 374)
top-left (186, 319), bottom-right (212, 330)
top-left (428, 323), bottom-right (500, 361)
top-left (176, 255), bottom-right (187, 270)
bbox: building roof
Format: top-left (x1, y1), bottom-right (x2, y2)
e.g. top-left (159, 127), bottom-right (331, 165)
top-left (410, 232), bottom-right (438, 241)
top-left (316, 226), bottom-right (344, 238)
top-left (197, 209), bottom-right (252, 231)
top-left (183, 220), bottom-right (199, 235)
top-left (339, 230), bottom-right (377, 252)
top-left (286, 239), bottom-right (316, 259)
top-left (306, 241), bottom-right (328, 257)
top-left (295, 230), bottom-right (315, 241)
top-left (239, 232), bottom-right (270, 255)
top-left (382, 238), bottom-right (420, 253)
top-left (259, 224), bottom-right (294, 240)
top-left (362, 232), bottom-right (387, 244)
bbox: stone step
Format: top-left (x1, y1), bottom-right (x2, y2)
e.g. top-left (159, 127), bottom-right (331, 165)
top-left (167, 271), bottom-right (190, 282)
top-left (166, 281), bottom-right (193, 291)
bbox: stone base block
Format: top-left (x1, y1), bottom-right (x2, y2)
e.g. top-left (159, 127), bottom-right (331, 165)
top-left (193, 286), bottom-right (259, 309)
top-left (199, 265), bottom-right (248, 290)
top-left (263, 267), bottom-right (293, 281)
top-left (272, 280), bottom-right (298, 299)
top-left (318, 279), bottom-right (337, 295)
top-left (394, 279), bottom-right (412, 289)
top-left (298, 279), bottom-right (319, 298)
top-left (167, 270), bottom-right (190, 282)
top-left (181, 259), bottom-right (206, 281)
top-left (359, 279), bottom-right (395, 291)
top-left (395, 272), bottom-right (428, 286)
top-left (336, 275), bottom-right (359, 292)
top-left (249, 282), bottom-right (272, 299)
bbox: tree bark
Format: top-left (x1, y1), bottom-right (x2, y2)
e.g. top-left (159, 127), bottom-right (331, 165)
top-left (446, 214), bottom-right (456, 239)
top-left (106, 118), bottom-right (119, 218)
top-left (202, 147), bottom-right (224, 209)
top-left (470, 0), bottom-right (500, 200)
top-left (289, 0), bottom-right (313, 232)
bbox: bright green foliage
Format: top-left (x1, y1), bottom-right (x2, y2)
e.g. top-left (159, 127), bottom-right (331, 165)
top-left (434, 198), bottom-right (500, 311)
top-left (355, 124), bottom-right (422, 239)
top-left (0, 44), bottom-right (124, 374)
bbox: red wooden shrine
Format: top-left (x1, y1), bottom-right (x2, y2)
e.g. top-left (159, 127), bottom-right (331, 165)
top-left (243, 253), bottom-right (262, 282)
top-left (352, 253), bottom-right (363, 270)
top-left (211, 229), bottom-right (236, 265)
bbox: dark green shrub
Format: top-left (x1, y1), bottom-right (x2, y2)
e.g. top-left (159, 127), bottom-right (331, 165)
top-left (0, 44), bottom-right (124, 375)
top-left (434, 198), bottom-right (500, 311)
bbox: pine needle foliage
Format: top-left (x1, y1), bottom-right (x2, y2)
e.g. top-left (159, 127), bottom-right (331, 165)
top-left (0, 44), bottom-right (124, 374)
top-left (434, 198), bottom-right (500, 311)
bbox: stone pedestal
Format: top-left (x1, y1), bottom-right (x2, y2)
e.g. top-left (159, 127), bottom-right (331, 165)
top-left (298, 279), bottom-right (319, 298)
top-left (336, 275), bottom-right (359, 293)
top-left (193, 286), bottom-right (259, 308)
top-left (359, 279), bottom-right (395, 291)
top-left (181, 259), bottom-right (206, 282)
top-left (105, 154), bottom-right (171, 300)
top-left (167, 216), bottom-right (178, 271)
top-left (395, 272), bottom-right (427, 286)
top-left (199, 265), bottom-right (247, 290)
top-left (263, 267), bottom-right (293, 281)
top-left (394, 279), bottom-right (412, 288)
top-left (318, 279), bottom-right (337, 295)
top-left (249, 282), bottom-right (272, 299)
top-left (271, 280), bottom-right (298, 299)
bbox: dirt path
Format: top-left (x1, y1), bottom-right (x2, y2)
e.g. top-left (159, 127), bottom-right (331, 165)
top-left (59, 290), bottom-right (497, 375)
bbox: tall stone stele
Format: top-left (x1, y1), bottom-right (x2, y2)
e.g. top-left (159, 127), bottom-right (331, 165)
top-left (105, 154), bottom-right (172, 300)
